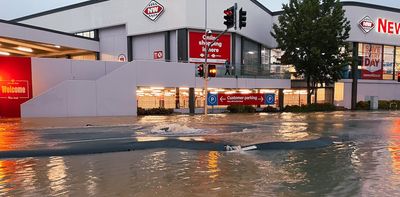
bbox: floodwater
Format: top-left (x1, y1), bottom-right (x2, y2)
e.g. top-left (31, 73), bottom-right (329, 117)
top-left (1, 111), bottom-right (400, 196)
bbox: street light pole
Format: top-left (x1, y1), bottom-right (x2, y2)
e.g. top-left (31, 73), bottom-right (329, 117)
top-left (204, 0), bottom-right (209, 115)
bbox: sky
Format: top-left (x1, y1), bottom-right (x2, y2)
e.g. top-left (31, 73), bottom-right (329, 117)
top-left (0, 0), bottom-right (399, 20)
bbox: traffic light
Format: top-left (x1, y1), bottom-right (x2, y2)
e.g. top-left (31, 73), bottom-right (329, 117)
top-left (239, 8), bottom-right (247, 29)
top-left (197, 64), bottom-right (204, 77)
top-left (223, 6), bottom-right (235, 29)
top-left (208, 65), bottom-right (217, 77)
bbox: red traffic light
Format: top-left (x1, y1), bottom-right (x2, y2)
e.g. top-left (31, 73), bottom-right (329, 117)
top-left (224, 9), bottom-right (233, 16)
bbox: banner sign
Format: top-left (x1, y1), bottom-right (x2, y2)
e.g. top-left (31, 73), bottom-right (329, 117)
top-left (189, 31), bottom-right (231, 64)
top-left (361, 44), bottom-right (383, 80)
top-left (208, 93), bottom-right (276, 106)
top-left (0, 57), bottom-right (32, 117)
top-left (0, 80), bottom-right (30, 99)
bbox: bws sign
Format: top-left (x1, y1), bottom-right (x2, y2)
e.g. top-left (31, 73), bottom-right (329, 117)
top-left (143, 0), bottom-right (165, 21)
top-left (359, 16), bottom-right (400, 35)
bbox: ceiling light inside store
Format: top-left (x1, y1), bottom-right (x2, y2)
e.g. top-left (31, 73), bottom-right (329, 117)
top-left (247, 51), bottom-right (255, 55)
top-left (0, 51), bottom-right (10, 56)
top-left (16, 47), bottom-right (33, 52)
top-left (151, 87), bottom-right (165, 90)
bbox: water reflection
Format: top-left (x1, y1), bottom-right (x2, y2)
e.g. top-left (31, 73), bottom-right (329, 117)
top-left (389, 119), bottom-right (400, 174)
top-left (207, 151), bottom-right (220, 180)
top-left (0, 112), bottom-right (400, 196)
top-left (47, 157), bottom-right (68, 196)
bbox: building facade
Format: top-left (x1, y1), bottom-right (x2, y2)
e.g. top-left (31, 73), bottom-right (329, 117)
top-left (0, 0), bottom-right (400, 117)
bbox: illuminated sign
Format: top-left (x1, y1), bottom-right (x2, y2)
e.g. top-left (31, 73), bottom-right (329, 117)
top-left (377, 18), bottom-right (400, 35)
top-left (361, 44), bottom-right (383, 80)
top-left (359, 16), bottom-right (400, 35)
top-left (189, 31), bottom-right (231, 64)
top-left (0, 57), bottom-right (32, 117)
top-left (208, 93), bottom-right (276, 106)
top-left (0, 80), bottom-right (30, 99)
top-left (143, 0), bottom-right (165, 21)
top-left (359, 16), bottom-right (375, 33)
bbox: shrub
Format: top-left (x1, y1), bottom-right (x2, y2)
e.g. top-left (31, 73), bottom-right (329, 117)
top-left (378, 100), bottom-right (400, 110)
top-left (378, 100), bottom-right (391, 110)
top-left (284, 103), bottom-right (336, 113)
top-left (227, 105), bottom-right (256, 113)
top-left (284, 105), bottom-right (302, 113)
top-left (356, 101), bottom-right (370, 110)
top-left (137, 107), bottom-right (174, 115)
top-left (263, 106), bottom-right (279, 113)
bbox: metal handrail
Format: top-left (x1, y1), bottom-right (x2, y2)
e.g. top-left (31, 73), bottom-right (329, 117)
top-left (194, 63), bottom-right (291, 79)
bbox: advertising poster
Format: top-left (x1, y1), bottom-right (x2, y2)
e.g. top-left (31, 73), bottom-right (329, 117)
top-left (362, 44), bottom-right (383, 80)
top-left (0, 57), bottom-right (32, 117)
top-left (189, 31), bottom-right (231, 64)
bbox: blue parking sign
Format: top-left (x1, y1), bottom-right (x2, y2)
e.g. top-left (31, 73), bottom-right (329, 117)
top-left (207, 94), bottom-right (218, 106)
top-left (265, 94), bottom-right (275, 105)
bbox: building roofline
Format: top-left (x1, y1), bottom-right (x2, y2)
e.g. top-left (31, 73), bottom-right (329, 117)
top-left (0, 18), bottom-right (99, 41)
top-left (10, 0), bottom-right (400, 23)
top-left (11, 0), bottom-right (110, 22)
top-left (250, 0), bottom-right (273, 15)
top-left (271, 1), bottom-right (400, 16)
top-left (341, 1), bottom-right (400, 13)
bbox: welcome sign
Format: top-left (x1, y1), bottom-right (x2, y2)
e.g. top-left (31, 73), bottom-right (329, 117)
top-left (0, 57), bottom-right (32, 117)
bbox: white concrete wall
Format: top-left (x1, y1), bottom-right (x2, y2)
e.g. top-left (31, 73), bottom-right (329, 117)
top-left (22, 59), bottom-right (291, 117)
top-left (132, 32), bottom-right (165, 61)
top-left (31, 58), bottom-right (125, 97)
top-left (22, 80), bottom-right (97, 117)
top-left (20, 0), bottom-right (276, 47)
top-left (0, 21), bottom-right (99, 52)
top-left (357, 80), bottom-right (400, 101)
top-left (99, 25), bottom-right (128, 61)
top-left (341, 79), bottom-right (400, 109)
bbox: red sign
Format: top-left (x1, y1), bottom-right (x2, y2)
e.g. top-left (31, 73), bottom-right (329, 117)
top-left (118, 54), bottom-right (126, 62)
top-left (361, 44), bottom-right (383, 80)
top-left (0, 57), bottom-right (32, 117)
top-left (189, 31), bottom-right (231, 64)
top-left (218, 93), bottom-right (265, 105)
top-left (0, 80), bottom-right (30, 99)
top-left (359, 16), bottom-right (375, 33)
top-left (378, 18), bottom-right (400, 35)
top-left (153, 51), bottom-right (163, 59)
top-left (143, 0), bottom-right (165, 21)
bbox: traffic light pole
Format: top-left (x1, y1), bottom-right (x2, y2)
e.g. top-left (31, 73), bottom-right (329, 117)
top-left (203, 28), bottom-right (228, 115)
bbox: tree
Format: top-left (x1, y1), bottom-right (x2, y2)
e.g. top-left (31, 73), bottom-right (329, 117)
top-left (272, 0), bottom-right (351, 104)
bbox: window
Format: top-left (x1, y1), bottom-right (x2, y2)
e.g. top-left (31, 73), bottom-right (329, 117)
top-left (75, 30), bottom-right (97, 39)
top-left (396, 47), bottom-right (400, 81)
top-left (358, 43), bottom-right (383, 80)
top-left (242, 38), bottom-right (260, 75)
top-left (383, 45), bottom-right (394, 80)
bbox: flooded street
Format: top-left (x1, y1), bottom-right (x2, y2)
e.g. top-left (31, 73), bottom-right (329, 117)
top-left (1, 111), bottom-right (400, 196)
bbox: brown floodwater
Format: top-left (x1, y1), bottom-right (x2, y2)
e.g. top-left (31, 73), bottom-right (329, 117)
top-left (1, 111), bottom-right (400, 196)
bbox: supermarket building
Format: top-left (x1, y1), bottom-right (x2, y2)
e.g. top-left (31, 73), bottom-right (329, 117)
top-left (0, 0), bottom-right (400, 117)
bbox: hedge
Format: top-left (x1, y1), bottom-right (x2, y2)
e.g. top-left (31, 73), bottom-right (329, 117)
top-left (227, 105), bottom-right (256, 113)
top-left (137, 107), bottom-right (174, 115)
top-left (284, 103), bottom-right (337, 113)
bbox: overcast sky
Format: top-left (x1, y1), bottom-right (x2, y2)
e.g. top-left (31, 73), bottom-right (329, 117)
top-left (0, 0), bottom-right (399, 20)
